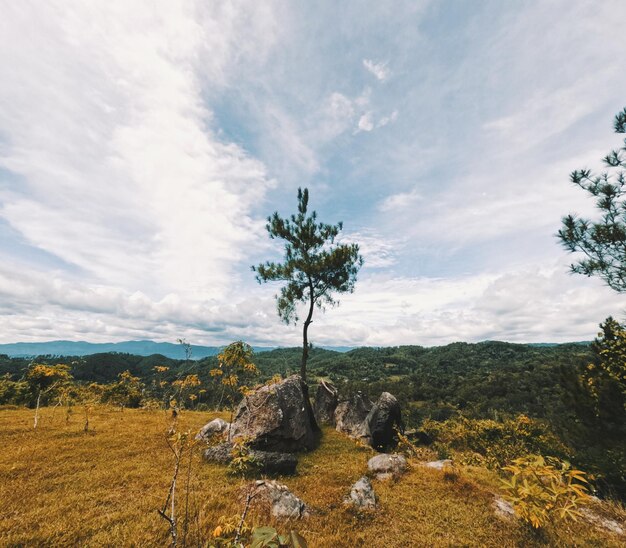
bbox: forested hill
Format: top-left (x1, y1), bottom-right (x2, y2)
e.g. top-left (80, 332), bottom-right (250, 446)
top-left (4, 339), bottom-right (623, 495)
top-left (0, 340), bottom-right (592, 422)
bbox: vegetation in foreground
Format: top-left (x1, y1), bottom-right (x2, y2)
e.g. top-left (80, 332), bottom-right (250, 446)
top-left (1, 322), bottom-right (624, 500)
top-left (0, 405), bottom-right (624, 547)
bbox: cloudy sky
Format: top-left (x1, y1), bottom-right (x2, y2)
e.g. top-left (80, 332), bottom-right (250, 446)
top-left (1, 1), bottom-right (625, 347)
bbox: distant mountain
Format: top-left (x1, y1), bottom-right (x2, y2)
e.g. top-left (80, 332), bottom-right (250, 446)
top-left (0, 340), bottom-right (262, 359)
top-left (0, 340), bottom-right (353, 359)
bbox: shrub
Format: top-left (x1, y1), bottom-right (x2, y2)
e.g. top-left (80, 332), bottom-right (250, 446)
top-left (227, 437), bottom-right (259, 477)
top-left (0, 375), bottom-right (29, 405)
top-left (500, 455), bottom-right (591, 528)
top-left (100, 371), bottom-right (144, 408)
top-left (422, 415), bottom-right (570, 468)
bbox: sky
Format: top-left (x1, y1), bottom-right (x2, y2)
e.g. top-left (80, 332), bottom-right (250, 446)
top-left (1, 0), bottom-right (626, 348)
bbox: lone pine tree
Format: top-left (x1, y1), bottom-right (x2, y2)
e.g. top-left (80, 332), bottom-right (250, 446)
top-left (253, 188), bottom-right (362, 381)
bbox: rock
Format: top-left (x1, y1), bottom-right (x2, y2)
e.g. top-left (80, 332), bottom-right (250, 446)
top-left (335, 392), bottom-right (372, 440)
top-left (314, 380), bottom-right (338, 425)
top-left (230, 375), bottom-right (319, 452)
top-left (493, 496), bottom-right (515, 520)
top-left (366, 392), bottom-right (403, 451)
top-left (334, 391), bottom-right (404, 452)
top-left (195, 418), bottom-right (230, 442)
top-left (203, 442), bottom-right (298, 475)
top-left (580, 507), bottom-right (625, 536)
top-left (367, 453), bottom-right (408, 480)
top-left (424, 459), bottom-right (453, 470)
top-left (250, 480), bottom-right (309, 519)
top-left (345, 476), bottom-right (377, 509)
top-left (251, 450), bottom-right (298, 476)
top-left (203, 442), bottom-right (234, 464)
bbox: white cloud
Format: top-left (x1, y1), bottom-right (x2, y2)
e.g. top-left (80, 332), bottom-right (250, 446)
top-left (292, 263), bottom-right (620, 347)
top-left (339, 231), bottom-right (401, 268)
top-left (377, 110), bottom-right (398, 128)
top-left (0, 2), bottom-right (278, 303)
top-left (356, 112), bottom-right (375, 132)
top-left (0, 1), bottom-right (625, 349)
top-left (379, 188), bottom-right (422, 212)
top-left (0, 1), bottom-right (282, 344)
top-left (363, 59), bottom-right (390, 82)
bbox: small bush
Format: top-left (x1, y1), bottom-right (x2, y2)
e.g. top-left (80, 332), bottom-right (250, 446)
top-left (227, 438), bottom-right (260, 477)
top-left (500, 455), bottom-right (591, 529)
top-left (422, 415), bottom-right (570, 468)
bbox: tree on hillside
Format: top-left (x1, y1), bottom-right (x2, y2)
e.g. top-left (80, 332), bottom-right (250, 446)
top-left (24, 363), bottom-right (73, 428)
top-left (558, 107), bottom-right (626, 290)
top-left (211, 341), bottom-right (258, 438)
top-left (585, 317), bottom-right (626, 411)
top-left (253, 188), bottom-right (363, 381)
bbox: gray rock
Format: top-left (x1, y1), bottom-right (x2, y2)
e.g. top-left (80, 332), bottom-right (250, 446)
top-left (230, 375), bottom-right (319, 453)
top-left (334, 391), bottom-right (404, 452)
top-left (314, 380), bottom-right (338, 425)
top-left (425, 459), bottom-right (453, 470)
top-left (345, 476), bottom-right (377, 509)
top-left (335, 392), bottom-right (372, 440)
top-left (366, 392), bottom-right (403, 451)
top-left (203, 442), bottom-right (233, 464)
top-left (493, 496), bottom-right (515, 520)
top-left (580, 507), bottom-right (625, 536)
top-left (195, 418), bottom-right (230, 442)
top-left (251, 480), bottom-right (309, 519)
top-left (203, 442), bottom-right (298, 475)
top-left (367, 453), bottom-right (408, 480)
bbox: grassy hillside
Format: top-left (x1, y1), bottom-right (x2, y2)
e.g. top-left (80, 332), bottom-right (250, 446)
top-left (1, 406), bottom-right (623, 547)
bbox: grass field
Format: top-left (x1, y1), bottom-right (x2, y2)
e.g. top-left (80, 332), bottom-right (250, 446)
top-left (0, 405), bottom-right (623, 547)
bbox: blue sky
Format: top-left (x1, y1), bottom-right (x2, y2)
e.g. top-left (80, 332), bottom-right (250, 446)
top-left (1, 0), bottom-right (625, 346)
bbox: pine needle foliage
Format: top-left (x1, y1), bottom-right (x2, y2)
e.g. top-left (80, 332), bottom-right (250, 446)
top-left (558, 107), bottom-right (626, 291)
top-left (253, 188), bottom-right (363, 380)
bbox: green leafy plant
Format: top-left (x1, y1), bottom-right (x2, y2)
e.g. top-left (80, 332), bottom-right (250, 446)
top-left (422, 415), bottom-right (569, 468)
top-left (212, 341), bottom-right (259, 429)
top-left (210, 520), bottom-right (307, 548)
top-left (500, 455), bottom-right (591, 529)
top-left (210, 513), bottom-right (250, 547)
top-left (227, 437), bottom-right (259, 478)
top-left (250, 526), bottom-right (308, 548)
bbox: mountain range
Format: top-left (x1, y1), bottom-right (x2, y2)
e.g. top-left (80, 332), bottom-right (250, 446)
top-left (0, 340), bottom-right (355, 359)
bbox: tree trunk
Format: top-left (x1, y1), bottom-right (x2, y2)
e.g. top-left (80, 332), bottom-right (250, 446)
top-left (301, 281), bottom-right (315, 382)
top-left (33, 390), bottom-right (41, 429)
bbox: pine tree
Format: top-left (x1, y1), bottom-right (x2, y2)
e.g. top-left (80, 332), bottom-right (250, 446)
top-left (558, 107), bottom-right (626, 290)
top-left (253, 188), bottom-right (363, 381)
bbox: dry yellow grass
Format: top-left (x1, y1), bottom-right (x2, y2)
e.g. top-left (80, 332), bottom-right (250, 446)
top-left (0, 405), bottom-right (623, 547)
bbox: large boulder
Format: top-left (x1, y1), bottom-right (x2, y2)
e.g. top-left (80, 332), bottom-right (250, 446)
top-left (335, 391), bottom-right (404, 451)
top-left (345, 476), bottom-right (377, 509)
top-left (248, 480), bottom-right (309, 519)
top-left (230, 375), bottom-right (319, 453)
top-left (366, 392), bottom-right (403, 451)
top-left (195, 418), bottom-right (230, 443)
top-left (367, 453), bottom-right (408, 480)
top-left (313, 380), bottom-right (338, 425)
top-left (203, 442), bottom-right (298, 475)
top-left (334, 392), bottom-right (372, 440)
